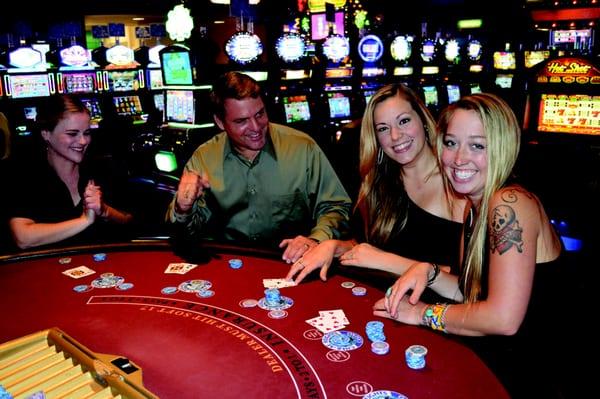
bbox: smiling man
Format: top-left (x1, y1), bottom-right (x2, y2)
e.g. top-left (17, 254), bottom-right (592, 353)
top-left (166, 72), bottom-right (351, 263)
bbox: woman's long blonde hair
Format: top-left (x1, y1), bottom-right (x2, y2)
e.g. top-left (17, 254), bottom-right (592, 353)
top-left (356, 83), bottom-right (438, 245)
top-left (436, 93), bottom-right (521, 303)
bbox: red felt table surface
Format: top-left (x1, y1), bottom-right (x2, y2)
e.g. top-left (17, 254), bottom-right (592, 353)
top-left (0, 243), bottom-right (509, 399)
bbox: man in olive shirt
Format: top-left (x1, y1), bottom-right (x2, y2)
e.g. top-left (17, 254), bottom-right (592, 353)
top-left (166, 72), bottom-right (351, 263)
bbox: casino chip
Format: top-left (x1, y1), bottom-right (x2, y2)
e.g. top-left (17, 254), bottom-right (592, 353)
top-left (371, 341), bottom-right (390, 355)
top-left (91, 275), bottom-right (124, 288)
top-left (268, 309), bottom-right (288, 319)
top-left (93, 253), bottom-right (107, 261)
top-left (178, 279), bottom-right (212, 293)
top-left (197, 290), bottom-right (215, 298)
top-left (73, 284), bottom-right (92, 293)
top-left (322, 330), bottom-right (363, 351)
top-left (351, 286), bottom-right (367, 296)
top-left (257, 296), bottom-right (294, 311)
top-left (239, 299), bottom-right (258, 308)
top-left (116, 283), bottom-right (134, 291)
top-left (58, 257), bottom-right (72, 264)
top-left (362, 391), bottom-right (408, 399)
top-left (228, 259), bottom-right (243, 269)
top-left (161, 286), bottom-right (178, 295)
top-left (341, 281), bottom-right (355, 289)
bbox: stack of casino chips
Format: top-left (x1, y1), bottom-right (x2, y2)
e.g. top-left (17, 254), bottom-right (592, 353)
top-left (264, 288), bottom-right (281, 306)
top-left (366, 321), bottom-right (389, 355)
top-left (405, 344), bottom-right (428, 369)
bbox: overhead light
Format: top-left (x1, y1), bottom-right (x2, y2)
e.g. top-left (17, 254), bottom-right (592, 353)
top-left (133, 17), bottom-right (145, 21)
top-left (214, 20), bottom-right (226, 24)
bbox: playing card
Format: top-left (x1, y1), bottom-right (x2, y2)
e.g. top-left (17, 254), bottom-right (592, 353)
top-left (62, 265), bottom-right (95, 279)
top-left (263, 278), bottom-right (297, 289)
top-left (319, 309), bottom-right (349, 325)
top-left (165, 263), bottom-right (197, 274)
top-left (306, 315), bottom-right (345, 333)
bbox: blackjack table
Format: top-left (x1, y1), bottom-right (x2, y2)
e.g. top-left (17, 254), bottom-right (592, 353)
top-left (0, 241), bottom-right (509, 398)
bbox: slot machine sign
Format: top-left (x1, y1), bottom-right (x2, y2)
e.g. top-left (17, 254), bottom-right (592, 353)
top-left (225, 32), bottom-right (263, 65)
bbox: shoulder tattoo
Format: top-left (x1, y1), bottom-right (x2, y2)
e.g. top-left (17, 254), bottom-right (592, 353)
top-left (490, 204), bottom-right (523, 255)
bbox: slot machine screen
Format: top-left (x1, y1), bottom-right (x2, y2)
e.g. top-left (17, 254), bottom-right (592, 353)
top-left (422, 86), bottom-right (439, 107)
top-left (469, 84), bottom-right (482, 94)
top-left (23, 106), bottom-right (37, 121)
top-left (113, 95), bottom-right (144, 116)
top-left (63, 72), bottom-right (96, 94)
top-left (493, 52), bottom-right (516, 70)
top-left (161, 51), bottom-right (193, 85)
top-left (446, 85), bottom-right (461, 104)
top-left (524, 51), bottom-right (550, 69)
top-left (8, 74), bottom-right (51, 98)
top-left (537, 94), bottom-right (600, 136)
top-left (81, 98), bottom-right (103, 128)
top-left (364, 90), bottom-right (377, 105)
top-left (148, 69), bottom-right (164, 89)
top-left (327, 93), bottom-right (351, 119)
top-left (106, 71), bottom-right (139, 92)
top-left (166, 90), bottom-right (195, 124)
top-left (283, 95), bottom-right (311, 123)
top-left (495, 74), bottom-right (513, 89)
top-left (154, 93), bottom-right (165, 113)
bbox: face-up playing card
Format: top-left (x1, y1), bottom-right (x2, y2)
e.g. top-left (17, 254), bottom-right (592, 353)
top-left (305, 315), bottom-right (346, 333)
top-left (62, 265), bottom-right (95, 279)
top-left (165, 263), bottom-right (197, 274)
top-left (319, 309), bottom-right (350, 325)
top-left (263, 278), bottom-right (297, 289)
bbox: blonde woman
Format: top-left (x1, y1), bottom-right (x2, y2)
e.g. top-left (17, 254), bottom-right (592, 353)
top-left (377, 93), bottom-right (563, 397)
top-left (287, 83), bottom-right (465, 288)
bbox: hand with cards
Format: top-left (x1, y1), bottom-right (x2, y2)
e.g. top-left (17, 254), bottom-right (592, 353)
top-left (263, 278), bottom-right (297, 289)
top-left (164, 263), bottom-right (197, 274)
top-left (306, 309), bottom-right (349, 333)
top-left (62, 266), bottom-right (95, 279)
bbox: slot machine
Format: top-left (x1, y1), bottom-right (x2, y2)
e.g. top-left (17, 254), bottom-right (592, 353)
top-left (464, 38), bottom-right (485, 94)
top-left (54, 44), bottom-right (103, 128)
top-left (1, 45), bottom-right (55, 143)
top-left (271, 31), bottom-right (316, 134)
top-left (357, 33), bottom-right (386, 112)
top-left (521, 56), bottom-right (599, 251)
top-left (388, 34), bottom-right (416, 89)
top-left (224, 31), bottom-right (268, 84)
top-left (440, 36), bottom-right (463, 106)
top-left (416, 35), bottom-right (443, 116)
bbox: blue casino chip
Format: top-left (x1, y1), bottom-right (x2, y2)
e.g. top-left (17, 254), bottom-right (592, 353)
top-left (321, 331), bottom-right (363, 351)
top-left (93, 253), bottom-right (107, 261)
top-left (197, 290), bottom-right (215, 298)
top-left (73, 284), bottom-right (92, 293)
top-left (228, 259), bottom-right (243, 269)
top-left (116, 282), bottom-right (134, 291)
top-left (161, 286), bottom-right (178, 295)
top-left (257, 296), bottom-right (293, 311)
top-left (362, 391), bottom-right (407, 399)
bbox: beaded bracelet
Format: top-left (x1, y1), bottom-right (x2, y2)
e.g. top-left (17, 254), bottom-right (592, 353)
top-left (426, 263), bottom-right (440, 286)
top-left (422, 303), bottom-right (450, 333)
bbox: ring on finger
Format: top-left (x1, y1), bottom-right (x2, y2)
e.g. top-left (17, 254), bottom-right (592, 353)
top-left (297, 259), bottom-right (305, 269)
top-left (385, 286), bottom-right (393, 297)
top-left (303, 243), bottom-right (310, 250)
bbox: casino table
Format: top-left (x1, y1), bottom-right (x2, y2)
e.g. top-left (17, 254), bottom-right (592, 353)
top-left (0, 241), bottom-right (509, 398)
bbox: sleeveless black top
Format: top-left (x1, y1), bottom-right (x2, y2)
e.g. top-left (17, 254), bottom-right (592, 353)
top-left (459, 207), bottom-right (566, 398)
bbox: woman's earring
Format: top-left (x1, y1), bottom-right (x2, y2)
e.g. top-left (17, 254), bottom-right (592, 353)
top-left (377, 147), bottom-right (384, 165)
